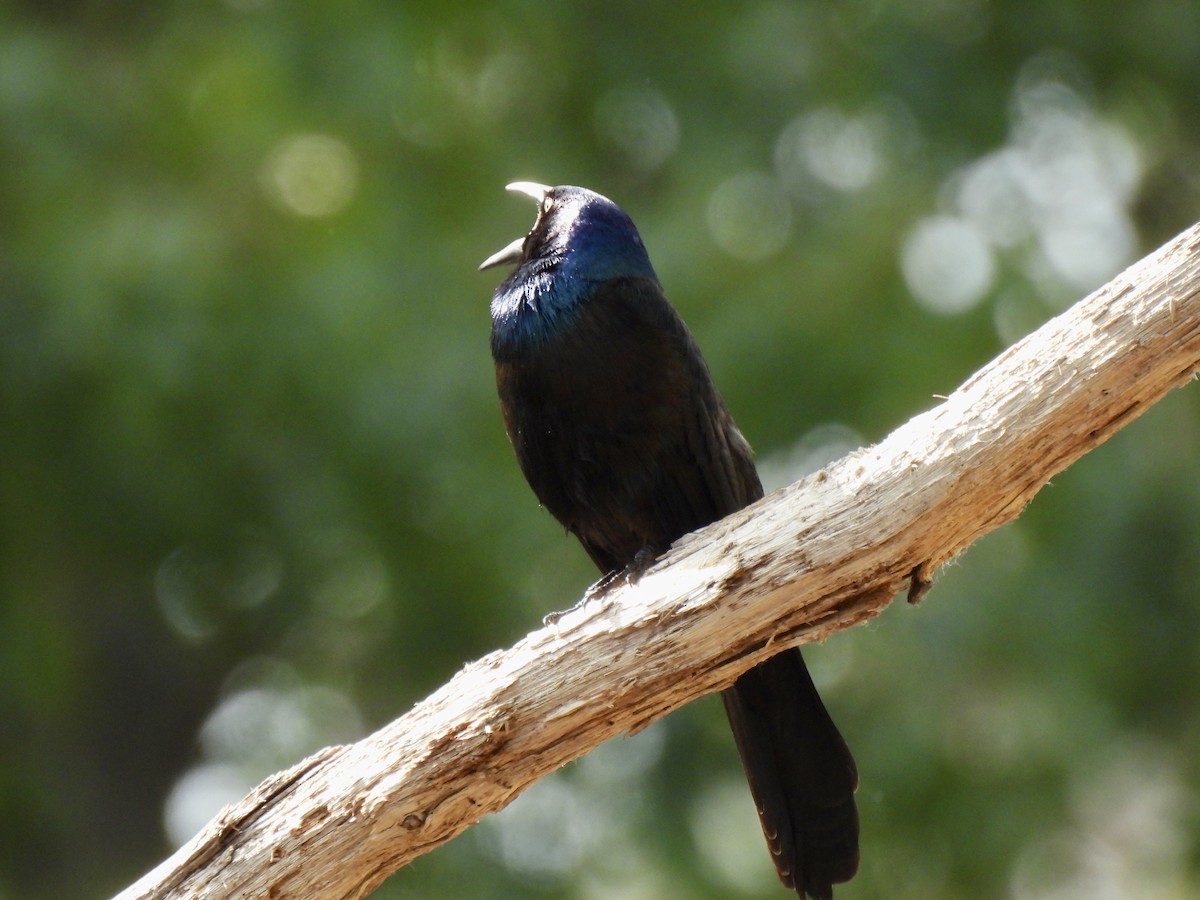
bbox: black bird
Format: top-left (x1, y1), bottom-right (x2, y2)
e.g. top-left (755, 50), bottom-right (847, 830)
top-left (481, 182), bottom-right (859, 899)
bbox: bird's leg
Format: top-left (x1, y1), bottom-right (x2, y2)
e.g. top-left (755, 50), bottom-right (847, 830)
top-left (542, 543), bottom-right (666, 625)
top-left (543, 569), bottom-right (620, 625)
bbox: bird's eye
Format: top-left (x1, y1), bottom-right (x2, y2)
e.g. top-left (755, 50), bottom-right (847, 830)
top-left (541, 196), bottom-right (555, 214)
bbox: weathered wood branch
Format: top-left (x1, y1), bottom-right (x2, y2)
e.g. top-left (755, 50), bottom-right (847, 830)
top-left (116, 221), bottom-right (1200, 899)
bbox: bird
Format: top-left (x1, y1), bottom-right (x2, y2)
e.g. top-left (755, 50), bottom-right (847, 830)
top-left (480, 182), bottom-right (859, 899)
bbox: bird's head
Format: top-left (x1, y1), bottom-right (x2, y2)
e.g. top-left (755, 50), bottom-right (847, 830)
top-left (481, 183), bottom-right (657, 296)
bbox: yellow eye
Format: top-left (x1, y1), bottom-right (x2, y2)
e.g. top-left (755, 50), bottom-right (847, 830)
top-left (541, 196), bottom-right (555, 214)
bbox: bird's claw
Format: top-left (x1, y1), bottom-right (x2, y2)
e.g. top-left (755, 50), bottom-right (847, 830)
top-left (541, 546), bottom-right (662, 626)
top-left (542, 570), bottom-right (617, 625)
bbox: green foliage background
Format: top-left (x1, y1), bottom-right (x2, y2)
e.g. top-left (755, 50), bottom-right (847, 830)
top-left (3, 2), bottom-right (1200, 898)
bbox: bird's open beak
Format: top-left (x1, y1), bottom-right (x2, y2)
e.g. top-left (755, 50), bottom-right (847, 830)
top-left (479, 182), bottom-right (553, 270)
top-left (505, 181), bottom-right (551, 203)
top-left (478, 236), bottom-right (526, 271)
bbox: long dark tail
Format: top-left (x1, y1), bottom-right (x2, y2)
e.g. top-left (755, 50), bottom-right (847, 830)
top-left (722, 649), bottom-right (859, 900)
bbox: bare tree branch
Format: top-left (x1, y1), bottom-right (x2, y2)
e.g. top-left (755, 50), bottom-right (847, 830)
top-left (116, 221), bottom-right (1200, 900)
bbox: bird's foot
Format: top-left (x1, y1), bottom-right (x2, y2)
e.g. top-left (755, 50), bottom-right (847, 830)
top-left (625, 545), bottom-right (660, 582)
top-left (543, 571), bottom-right (618, 625)
top-left (542, 545), bottom-right (663, 626)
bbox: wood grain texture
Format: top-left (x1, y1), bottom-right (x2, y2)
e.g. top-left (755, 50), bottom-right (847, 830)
top-left (116, 221), bottom-right (1200, 900)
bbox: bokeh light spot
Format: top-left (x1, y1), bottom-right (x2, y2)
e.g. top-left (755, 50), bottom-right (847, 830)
top-left (164, 670), bottom-right (364, 846)
top-left (164, 763), bottom-right (251, 847)
top-left (1038, 212), bottom-right (1136, 294)
top-left (953, 150), bottom-right (1035, 249)
top-left (775, 107), bottom-right (882, 193)
top-left (154, 532), bottom-right (282, 643)
top-left (482, 778), bottom-right (594, 876)
top-left (758, 422), bottom-right (866, 492)
top-left (937, 54), bottom-right (1144, 314)
top-left (264, 133), bottom-right (359, 218)
top-left (594, 87), bottom-right (680, 172)
top-left (1010, 742), bottom-right (1188, 897)
top-left (309, 528), bottom-right (390, 620)
top-left (901, 215), bottom-right (995, 314)
top-left (690, 778), bottom-right (778, 893)
top-left (154, 545), bottom-right (222, 643)
top-left (706, 172), bottom-right (792, 262)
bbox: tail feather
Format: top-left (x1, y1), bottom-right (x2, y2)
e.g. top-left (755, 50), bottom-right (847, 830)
top-left (722, 649), bottom-right (859, 899)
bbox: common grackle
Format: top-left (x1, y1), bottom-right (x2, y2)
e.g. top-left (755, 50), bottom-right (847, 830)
top-left (481, 183), bottom-right (859, 899)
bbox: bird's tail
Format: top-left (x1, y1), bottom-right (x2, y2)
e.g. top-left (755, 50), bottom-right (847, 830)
top-left (722, 648), bottom-right (859, 900)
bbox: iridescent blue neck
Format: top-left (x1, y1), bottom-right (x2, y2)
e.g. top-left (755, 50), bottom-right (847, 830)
top-left (490, 213), bottom-right (658, 353)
